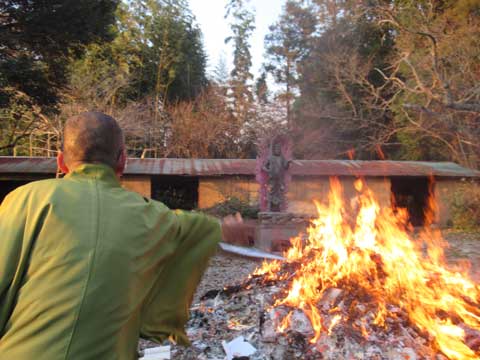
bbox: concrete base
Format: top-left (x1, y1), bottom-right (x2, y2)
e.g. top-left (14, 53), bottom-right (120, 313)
top-left (255, 212), bottom-right (312, 253)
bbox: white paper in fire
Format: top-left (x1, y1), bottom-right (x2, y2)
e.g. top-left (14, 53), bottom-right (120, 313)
top-left (139, 345), bottom-right (170, 360)
top-left (222, 336), bottom-right (257, 360)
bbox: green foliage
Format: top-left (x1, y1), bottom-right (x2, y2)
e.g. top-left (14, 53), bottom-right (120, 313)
top-left (264, 0), bottom-right (316, 126)
top-left (0, 89), bottom-right (39, 155)
top-left (2, 0), bottom-right (479, 165)
top-left (0, 0), bottom-right (119, 157)
top-left (0, 0), bottom-right (119, 107)
top-left (225, 0), bottom-right (255, 117)
top-left (254, 72), bottom-right (269, 104)
top-left (394, 132), bottom-right (450, 161)
top-left (203, 197), bottom-right (259, 219)
top-left (287, 0), bottom-right (397, 159)
top-left (129, 0), bottom-right (207, 102)
top-left (1, 0), bottom-right (118, 56)
top-left (67, 4), bottom-right (143, 109)
top-left (451, 182), bottom-right (480, 230)
top-left (265, 1), bottom-right (315, 86)
top-left (263, 0), bottom-right (480, 165)
top-left (0, 56), bottom-right (58, 108)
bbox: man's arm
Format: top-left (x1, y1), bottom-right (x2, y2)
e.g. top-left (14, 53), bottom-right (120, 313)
top-left (139, 210), bottom-right (222, 345)
top-left (0, 188), bottom-right (33, 335)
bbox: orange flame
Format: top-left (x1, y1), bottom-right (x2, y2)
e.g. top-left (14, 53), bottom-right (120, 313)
top-left (327, 314), bottom-right (342, 335)
top-left (255, 177), bottom-right (480, 359)
top-left (277, 311), bottom-right (292, 333)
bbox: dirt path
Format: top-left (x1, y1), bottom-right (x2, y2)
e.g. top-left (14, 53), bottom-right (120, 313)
top-left (443, 230), bottom-right (480, 281)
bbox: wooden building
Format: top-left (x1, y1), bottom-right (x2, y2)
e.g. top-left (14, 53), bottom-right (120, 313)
top-left (0, 157), bottom-right (479, 227)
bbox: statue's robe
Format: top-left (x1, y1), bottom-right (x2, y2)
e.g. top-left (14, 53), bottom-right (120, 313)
top-left (264, 155), bottom-right (289, 210)
top-left (0, 164), bottom-right (221, 359)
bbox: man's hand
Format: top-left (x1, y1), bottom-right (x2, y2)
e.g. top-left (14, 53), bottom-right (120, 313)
top-left (221, 212), bottom-right (243, 242)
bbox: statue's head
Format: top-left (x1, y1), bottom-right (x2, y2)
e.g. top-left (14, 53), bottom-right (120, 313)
top-left (273, 142), bottom-right (282, 156)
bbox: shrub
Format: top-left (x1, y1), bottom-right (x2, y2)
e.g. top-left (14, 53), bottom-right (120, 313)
top-left (451, 181), bottom-right (480, 231)
top-left (203, 197), bottom-right (259, 219)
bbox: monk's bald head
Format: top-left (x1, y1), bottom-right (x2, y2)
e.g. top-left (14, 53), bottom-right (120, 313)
top-left (63, 112), bottom-right (124, 169)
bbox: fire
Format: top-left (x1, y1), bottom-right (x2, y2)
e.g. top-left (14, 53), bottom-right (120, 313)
top-left (327, 314), bottom-right (342, 335)
top-left (255, 177), bottom-right (480, 359)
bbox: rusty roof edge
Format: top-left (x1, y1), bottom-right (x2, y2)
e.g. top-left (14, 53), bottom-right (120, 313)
top-left (0, 157), bottom-right (479, 178)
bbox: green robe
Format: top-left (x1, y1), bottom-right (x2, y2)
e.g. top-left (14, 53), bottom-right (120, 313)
top-left (0, 164), bottom-right (221, 359)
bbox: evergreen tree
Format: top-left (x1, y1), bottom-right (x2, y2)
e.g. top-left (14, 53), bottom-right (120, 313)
top-left (67, 2), bottom-right (143, 112)
top-left (224, 0), bottom-right (255, 121)
top-left (291, 0), bottom-right (397, 159)
top-left (264, 0), bottom-right (316, 129)
top-left (0, 0), bottom-right (119, 154)
top-left (129, 0), bottom-right (207, 104)
top-left (254, 72), bottom-right (269, 104)
top-left (213, 54), bottom-right (230, 86)
top-left (0, 0), bottom-right (119, 107)
top-left (212, 54), bottom-right (230, 98)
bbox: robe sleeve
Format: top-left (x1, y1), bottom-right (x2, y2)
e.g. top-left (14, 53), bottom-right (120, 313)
top-left (139, 209), bottom-right (221, 345)
top-left (0, 188), bottom-right (37, 335)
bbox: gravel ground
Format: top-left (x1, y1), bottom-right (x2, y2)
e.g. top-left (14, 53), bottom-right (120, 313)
top-left (443, 229), bottom-right (480, 281)
top-left (193, 250), bottom-right (262, 303)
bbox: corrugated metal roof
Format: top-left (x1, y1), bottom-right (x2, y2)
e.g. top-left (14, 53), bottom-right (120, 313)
top-left (0, 157), bottom-right (57, 174)
top-left (290, 160), bottom-right (480, 178)
top-left (0, 157), bottom-right (479, 178)
top-left (125, 158), bottom-right (255, 176)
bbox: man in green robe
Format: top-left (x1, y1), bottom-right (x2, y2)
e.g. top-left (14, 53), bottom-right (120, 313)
top-left (0, 112), bottom-right (227, 359)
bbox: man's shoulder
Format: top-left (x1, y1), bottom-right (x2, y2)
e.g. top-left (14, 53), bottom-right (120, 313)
top-left (7, 178), bottom-right (61, 197)
top-left (1, 178), bottom-right (63, 209)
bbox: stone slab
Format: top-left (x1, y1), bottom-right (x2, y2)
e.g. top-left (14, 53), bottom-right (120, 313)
top-left (255, 222), bottom-right (308, 253)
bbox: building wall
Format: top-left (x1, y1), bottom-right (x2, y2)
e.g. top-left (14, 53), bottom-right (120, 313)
top-left (434, 178), bottom-right (480, 227)
top-left (120, 175), bottom-right (151, 198)
top-left (287, 176), bottom-right (391, 215)
top-left (1, 172), bottom-right (477, 229)
top-left (198, 176), bottom-right (259, 209)
top-left (197, 175), bottom-right (392, 214)
top-left (435, 179), bottom-right (455, 227)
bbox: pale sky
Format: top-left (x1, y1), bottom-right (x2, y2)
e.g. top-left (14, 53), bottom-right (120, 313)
top-left (188, 0), bottom-right (286, 79)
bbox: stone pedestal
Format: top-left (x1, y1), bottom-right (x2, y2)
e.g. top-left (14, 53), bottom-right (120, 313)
top-left (255, 212), bottom-right (312, 253)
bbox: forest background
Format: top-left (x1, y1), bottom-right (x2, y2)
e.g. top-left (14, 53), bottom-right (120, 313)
top-left (1, 0), bottom-right (479, 168)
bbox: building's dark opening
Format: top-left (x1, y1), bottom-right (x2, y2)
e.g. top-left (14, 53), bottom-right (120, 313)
top-left (151, 176), bottom-right (199, 210)
top-left (0, 180), bottom-right (32, 204)
top-left (390, 177), bottom-right (431, 226)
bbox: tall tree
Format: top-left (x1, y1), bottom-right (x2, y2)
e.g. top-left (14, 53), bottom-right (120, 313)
top-left (0, 0), bottom-right (119, 107)
top-left (287, 0), bottom-right (480, 167)
top-left (0, 0), bottom-right (119, 154)
top-left (67, 3), bottom-right (143, 112)
top-left (264, 0), bottom-right (316, 129)
top-left (212, 54), bottom-right (230, 97)
top-left (213, 54), bottom-right (230, 86)
top-left (129, 0), bottom-right (207, 104)
top-left (370, 0), bottom-right (480, 167)
top-left (225, 0), bottom-right (255, 121)
top-left (291, 0), bottom-right (398, 159)
top-left (254, 72), bottom-right (269, 104)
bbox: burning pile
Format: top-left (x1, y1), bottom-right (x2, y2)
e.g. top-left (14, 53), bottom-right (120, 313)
top-left (174, 178), bottom-right (480, 359)
top-left (253, 177), bottom-right (480, 359)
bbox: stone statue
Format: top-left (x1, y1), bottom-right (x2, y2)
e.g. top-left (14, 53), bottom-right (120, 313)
top-left (262, 141), bottom-right (291, 212)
